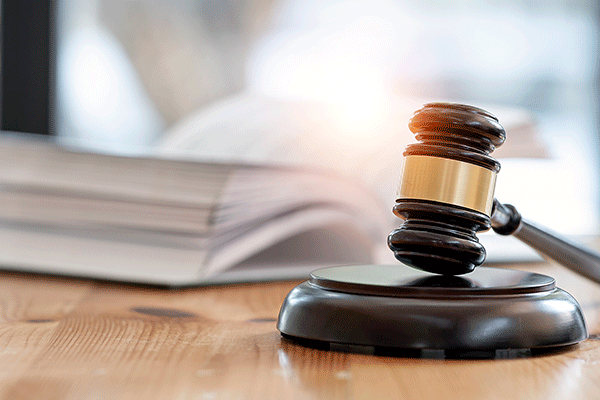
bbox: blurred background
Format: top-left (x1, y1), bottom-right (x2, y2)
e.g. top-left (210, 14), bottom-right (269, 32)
top-left (3, 0), bottom-right (600, 243)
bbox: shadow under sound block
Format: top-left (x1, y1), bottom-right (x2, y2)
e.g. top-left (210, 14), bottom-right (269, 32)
top-left (277, 265), bottom-right (587, 351)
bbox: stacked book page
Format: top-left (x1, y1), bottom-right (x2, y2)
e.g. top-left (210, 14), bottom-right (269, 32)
top-left (0, 133), bottom-right (387, 285)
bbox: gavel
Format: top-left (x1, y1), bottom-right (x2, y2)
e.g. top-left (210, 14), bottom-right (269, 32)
top-left (277, 102), bottom-right (593, 354)
top-left (388, 102), bottom-right (600, 284)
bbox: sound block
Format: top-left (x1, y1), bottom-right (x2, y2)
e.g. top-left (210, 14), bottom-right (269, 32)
top-left (277, 265), bottom-right (587, 351)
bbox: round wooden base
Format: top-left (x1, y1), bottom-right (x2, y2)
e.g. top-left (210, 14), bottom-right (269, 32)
top-left (277, 265), bottom-right (587, 351)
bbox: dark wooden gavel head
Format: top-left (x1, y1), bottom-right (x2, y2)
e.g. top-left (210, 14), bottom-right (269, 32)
top-left (388, 102), bottom-right (506, 275)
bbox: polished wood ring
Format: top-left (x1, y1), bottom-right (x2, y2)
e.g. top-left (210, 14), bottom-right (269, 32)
top-left (396, 155), bottom-right (497, 216)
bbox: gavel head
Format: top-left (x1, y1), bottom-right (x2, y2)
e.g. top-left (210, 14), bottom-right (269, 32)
top-left (388, 102), bottom-right (506, 275)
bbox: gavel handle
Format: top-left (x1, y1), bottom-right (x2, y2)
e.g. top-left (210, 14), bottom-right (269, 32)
top-left (491, 199), bottom-right (600, 285)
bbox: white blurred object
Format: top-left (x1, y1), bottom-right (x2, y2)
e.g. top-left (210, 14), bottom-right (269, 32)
top-left (159, 91), bottom-right (420, 212)
top-left (56, 25), bottom-right (165, 153)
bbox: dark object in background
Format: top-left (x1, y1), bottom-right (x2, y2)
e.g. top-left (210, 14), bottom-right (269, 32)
top-left (1, 0), bottom-right (54, 135)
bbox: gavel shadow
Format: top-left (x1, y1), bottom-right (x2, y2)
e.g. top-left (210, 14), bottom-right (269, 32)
top-left (280, 334), bottom-right (579, 360)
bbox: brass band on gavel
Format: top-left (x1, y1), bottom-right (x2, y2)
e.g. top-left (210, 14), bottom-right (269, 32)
top-left (396, 155), bottom-right (497, 217)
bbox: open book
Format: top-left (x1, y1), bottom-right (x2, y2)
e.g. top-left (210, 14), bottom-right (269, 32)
top-left (0, 132), bottom-right (388, 285)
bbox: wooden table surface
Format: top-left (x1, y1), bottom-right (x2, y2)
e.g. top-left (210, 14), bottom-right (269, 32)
top-left (1, 262), bottom-right (599, 400)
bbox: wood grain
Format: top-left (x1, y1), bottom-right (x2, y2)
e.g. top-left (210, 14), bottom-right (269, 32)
top-left (0, 262), bottom-right (599, 400)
